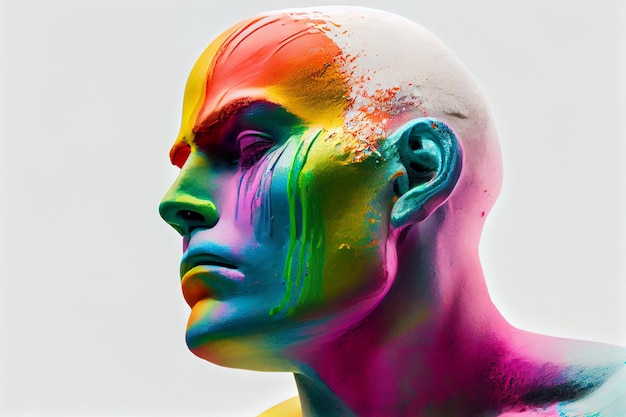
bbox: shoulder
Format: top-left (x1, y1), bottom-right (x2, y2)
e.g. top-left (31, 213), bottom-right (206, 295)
top-left (556, 364), bottom-right (626, 417)
top-left (257, 396), bottom-right (302, 417)
top-left (499, 365), bottom-right (626, 417)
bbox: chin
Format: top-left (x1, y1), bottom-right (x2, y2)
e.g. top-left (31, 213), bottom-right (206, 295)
top-left (187, 335), bottom-right (297, 372)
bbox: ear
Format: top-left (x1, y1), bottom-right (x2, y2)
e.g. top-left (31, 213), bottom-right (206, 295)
top-left (388, 118), bottom-right (463, 228)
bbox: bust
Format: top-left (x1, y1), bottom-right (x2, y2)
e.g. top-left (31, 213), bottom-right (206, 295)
top-left (159, 6), bottom-right (626, 417)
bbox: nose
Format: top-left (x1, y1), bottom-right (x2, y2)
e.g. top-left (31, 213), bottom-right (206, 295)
top-left (159, 195), bottom-right (219, 236)
top-left (159, 170), bottom-right (219, 236)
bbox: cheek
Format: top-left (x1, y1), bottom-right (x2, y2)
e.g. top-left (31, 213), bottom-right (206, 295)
top-left (298, 163), bottom-right (395, 309)
top-left (224, 151), bottom-right (286, 245)
top-left (235, 142), bottom-right (296, 244)
top-left (238, 130), bottom-right (396, 316)
top-left (320, 214), bottom-right (390, 306)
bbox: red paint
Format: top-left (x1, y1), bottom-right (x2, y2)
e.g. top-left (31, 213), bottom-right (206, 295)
top-left (194, 14), bottom-right (348, 133)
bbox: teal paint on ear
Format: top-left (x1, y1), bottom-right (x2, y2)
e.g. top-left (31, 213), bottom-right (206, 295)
top-left (387, 118), bottom-right (463, 228)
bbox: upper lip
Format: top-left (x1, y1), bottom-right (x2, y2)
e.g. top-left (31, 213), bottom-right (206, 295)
top-left (180, 252), bottom-right (239, 278)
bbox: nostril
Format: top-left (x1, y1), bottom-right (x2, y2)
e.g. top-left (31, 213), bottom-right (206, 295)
top-left (159, 198), bottom-right (219, 235)
top-left (176, 210), bottom-right (205, 222)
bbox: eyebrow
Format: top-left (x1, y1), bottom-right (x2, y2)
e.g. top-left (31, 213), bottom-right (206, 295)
top-left (170, 98), bottom-right (261, 165)
top-left (191, 98), bottom-right (296, 153)
top-left (168, 98), bottom-right (302, 166)
top-left (189, 98), bottom-right (269, 152)
top-left (194, 97), bottom-right (257, 133)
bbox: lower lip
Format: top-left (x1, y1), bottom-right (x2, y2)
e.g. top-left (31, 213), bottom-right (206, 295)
top-left (181, 265), bottom-right (244, 307)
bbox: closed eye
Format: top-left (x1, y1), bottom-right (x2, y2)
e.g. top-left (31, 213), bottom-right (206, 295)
top-left (236, 130), bottom-right (276, 169)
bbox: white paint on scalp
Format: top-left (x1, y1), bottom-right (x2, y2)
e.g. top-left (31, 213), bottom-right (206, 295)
top-left (284, 6), bottom-right (502, 222)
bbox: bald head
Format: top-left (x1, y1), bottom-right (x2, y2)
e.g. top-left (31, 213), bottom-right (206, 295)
top-left (173, 6), bottom-right (501, 237)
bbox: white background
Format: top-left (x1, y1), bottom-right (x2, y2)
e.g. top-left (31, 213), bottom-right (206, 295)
top-left (1, 0), bottom-right (624, 416)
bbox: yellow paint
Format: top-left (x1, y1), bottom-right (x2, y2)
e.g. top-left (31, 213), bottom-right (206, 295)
top-left (175, 21), bottom-right (248, 147)
top-left (258, 396), bottom-right (302, 417)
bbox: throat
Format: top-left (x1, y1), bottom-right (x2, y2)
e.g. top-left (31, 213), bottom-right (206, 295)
top-left (294, 372), bottom-right (357, 417)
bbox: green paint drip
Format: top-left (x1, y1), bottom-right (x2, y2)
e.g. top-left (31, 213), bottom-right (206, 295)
top-left (295, 181), bottom-right (310, 289)
top-left (270, 130), bottom-right (323, 316)
top-left (298, 173), bottom-right (325, 316)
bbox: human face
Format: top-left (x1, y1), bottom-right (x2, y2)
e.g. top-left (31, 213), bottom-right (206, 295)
top-left (159, 13), bottom-right (402, 369)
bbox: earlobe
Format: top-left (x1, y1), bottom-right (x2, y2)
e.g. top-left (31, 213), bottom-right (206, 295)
top-left (388, 118), bottom-right (463, 228)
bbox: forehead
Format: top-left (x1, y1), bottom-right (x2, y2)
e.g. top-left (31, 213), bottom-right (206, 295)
top-left (180, 13), bottom-right (350, 138)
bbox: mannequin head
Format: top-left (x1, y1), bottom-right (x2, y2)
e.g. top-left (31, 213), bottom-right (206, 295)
top-left (159, 6), bottom-right (501, 369)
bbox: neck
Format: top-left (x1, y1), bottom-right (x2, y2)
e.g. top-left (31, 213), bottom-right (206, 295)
top-left (288, 223), bottom-right (621, 416)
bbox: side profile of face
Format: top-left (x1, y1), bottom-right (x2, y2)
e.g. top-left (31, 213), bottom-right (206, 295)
top-left (159, 7), bottom-right (499, 369)
top-left (160, 11), bottom-right (402, 369)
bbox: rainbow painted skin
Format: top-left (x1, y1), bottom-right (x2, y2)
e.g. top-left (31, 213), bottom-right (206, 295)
top-left (160, 7), bottom-right (626, 417)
